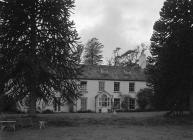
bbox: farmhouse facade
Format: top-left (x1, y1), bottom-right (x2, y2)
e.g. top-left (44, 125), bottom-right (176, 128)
top-left (76, 65), bottom-right (146, 113)
top-left (41, 65), bottom-right (146, 113)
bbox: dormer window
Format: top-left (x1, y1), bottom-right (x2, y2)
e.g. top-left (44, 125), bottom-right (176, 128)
top-left (99, 81), bottom-right (105, 91)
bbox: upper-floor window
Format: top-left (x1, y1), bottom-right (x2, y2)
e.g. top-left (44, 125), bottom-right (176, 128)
top-left (114, 82), bottom-right (120, 92)
top-left (99, 81), bottom-right (105, 91)
top-left (80, 81), bottom-right (87, 91)
top-left (129, 82), bottom-right (135, 92)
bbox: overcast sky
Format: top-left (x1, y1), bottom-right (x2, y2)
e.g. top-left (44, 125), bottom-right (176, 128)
top-left (72, 0), bottom-right (165, 62)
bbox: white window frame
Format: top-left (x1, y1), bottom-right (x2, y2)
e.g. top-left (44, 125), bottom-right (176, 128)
top-left (114, 82), bottom-right (120, 92)
top-left (129, 98), bottom-right (136, 110)
top-left (80, 97), bottom-right (87, 111)
top-left (129, 82), bottom-right (135, 92)
top-left (114, 98), bottom-right (121, 109)
top-left (99, 81), bottom-right (105, 91)
top-left (80, 81), bottom-right (87, 91)
top-left (98, 94), bottom-right (110, 107)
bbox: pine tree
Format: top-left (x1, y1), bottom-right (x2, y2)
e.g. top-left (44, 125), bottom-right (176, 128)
top-left (0, 0), bottom-right (81, 115)
top-left (146, 0), bottom-right (193, 113)
top-left (83, 38), bottom-right (104, 65)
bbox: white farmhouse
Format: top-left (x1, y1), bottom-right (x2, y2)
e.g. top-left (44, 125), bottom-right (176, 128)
top-left (19, 65), bottom-right (146, 113)
top-left (75, 65), bottom-right (146, 113)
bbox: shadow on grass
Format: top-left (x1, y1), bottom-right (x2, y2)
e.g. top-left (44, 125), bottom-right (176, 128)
top-left (1, 113), bottom-right (193, 129)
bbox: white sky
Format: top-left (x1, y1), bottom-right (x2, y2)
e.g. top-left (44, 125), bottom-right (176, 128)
top-left (72, 0), bottom-right (165, 62)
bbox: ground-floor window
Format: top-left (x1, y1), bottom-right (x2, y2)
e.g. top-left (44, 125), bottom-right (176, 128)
top-left (114, 98), bottom-right (121, 109)
top-left (98, 94), bottom-right (110, 107)
top-left (81, 97), bottom-right (87, 111)
top-left (129, 98), bottom-right (136, 110)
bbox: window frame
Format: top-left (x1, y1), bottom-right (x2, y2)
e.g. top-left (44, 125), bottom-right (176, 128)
top-left (114, 82), bottom-right (120, 92)
top-left (129, 98), bottom-right (135, 110)
top-left (129, 82), bottom-right (135, 92)
top-left (98, 94), bottom-right (110, 107)
top-left (80, 81), bottom-right (87, 91)
top-left (113, 98), bottom-right (121, 109)
top-left (99, 81), bottom-right (105, 91)
top-left (80, 97), bottom-right (87, 111)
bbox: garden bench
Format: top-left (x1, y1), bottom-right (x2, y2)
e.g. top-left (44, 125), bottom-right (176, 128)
top-left (0, 120), bottom-right (16, 131)
top-left (39, 120), bottom-right (46, 129)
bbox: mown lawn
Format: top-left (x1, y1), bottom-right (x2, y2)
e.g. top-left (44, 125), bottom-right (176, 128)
top-left (1, 112), bottom-right (193, 140)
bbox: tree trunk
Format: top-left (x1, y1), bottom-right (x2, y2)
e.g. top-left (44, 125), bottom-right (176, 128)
top-left (29, 91), bottom-right (37, 116)
top-left (189, 91), bottom-right (193, 114)
top-left (28, 1), bottom-right (37, 117)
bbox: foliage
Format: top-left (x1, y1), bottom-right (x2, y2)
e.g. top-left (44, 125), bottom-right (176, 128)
top-left (83, 38), bottom-right (104, 65)
top-left (107, 43), bottom-right (147, 67)
top-left (77, 109), bottom-right (94, 113)
top-left (42, 109), bottom-right (54, 114)
top-left (120, 43), bottom-right (147, 67)
top-left (121, 96), bottom-right (130, 111)
top-left (137, 88), bottom-right (154, 110)
top-left (0, 0), bottom-right (82, 114)
top-left (146, 0), bottom-right (193, 112)
top-left (0, 95), bottom-right (17, 113)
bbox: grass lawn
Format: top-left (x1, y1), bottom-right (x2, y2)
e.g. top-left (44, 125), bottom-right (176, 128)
top-left (1, 112), bottom-right (193, 140)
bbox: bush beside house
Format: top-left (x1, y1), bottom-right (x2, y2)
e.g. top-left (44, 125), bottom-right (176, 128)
top-left (137, 88), bottom-right (154, 111)
top-left (121, 97), bottom-right (130, 111)
top-left (0, 95), bottom-right (18, 113)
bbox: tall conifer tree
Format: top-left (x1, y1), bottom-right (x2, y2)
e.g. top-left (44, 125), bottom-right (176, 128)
top-left (0, 0), bottom-right (81, 114)
top-left (83, 38), bottom-right (104, 65)
top-left (147, 0), bottom-right (193, 113)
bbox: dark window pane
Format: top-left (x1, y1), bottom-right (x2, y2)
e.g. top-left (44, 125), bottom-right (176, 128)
top-left (99, 81), bottom-right (105, 91)
top-left (114, 82), bottom-right (120, 91)
top-left (129, 82), bottom-right (135, 92)
top-left (80, 81), bottom-right (87, 91)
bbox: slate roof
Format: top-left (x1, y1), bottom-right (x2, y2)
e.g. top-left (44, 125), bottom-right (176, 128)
top-left (78, 65), bottom-right (146, 81)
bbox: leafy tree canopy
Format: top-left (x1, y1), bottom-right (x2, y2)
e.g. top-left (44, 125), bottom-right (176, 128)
top-left (106, 43), bottom-right (147, 67)
top-left (0, 0), bottom-right (82, 113)
top-left (137, 88), bottom-right (154, 110)
top-left (146, 0), bottom-right (193, 112)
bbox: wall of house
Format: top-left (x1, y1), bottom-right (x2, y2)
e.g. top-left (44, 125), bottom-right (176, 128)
top-left (76, 80), bottom-right (146, 112)
top-left (32, 80), bottom-right (146, 113)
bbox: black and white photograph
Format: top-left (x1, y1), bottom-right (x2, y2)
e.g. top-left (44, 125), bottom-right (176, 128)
top-left (0, 0), bottom-right (193, 139)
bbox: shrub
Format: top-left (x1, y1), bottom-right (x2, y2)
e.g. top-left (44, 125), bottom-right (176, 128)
top-left (137, 88), bottom-right (154, 110)
top-left (121, 97), bottom-right (130, 111)
top-left (77, 110), bottom-right (94, 113)
top-left (0, 95), bottom-right (18, 113)
top-left (42, 109), bottom-right (54, 114)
